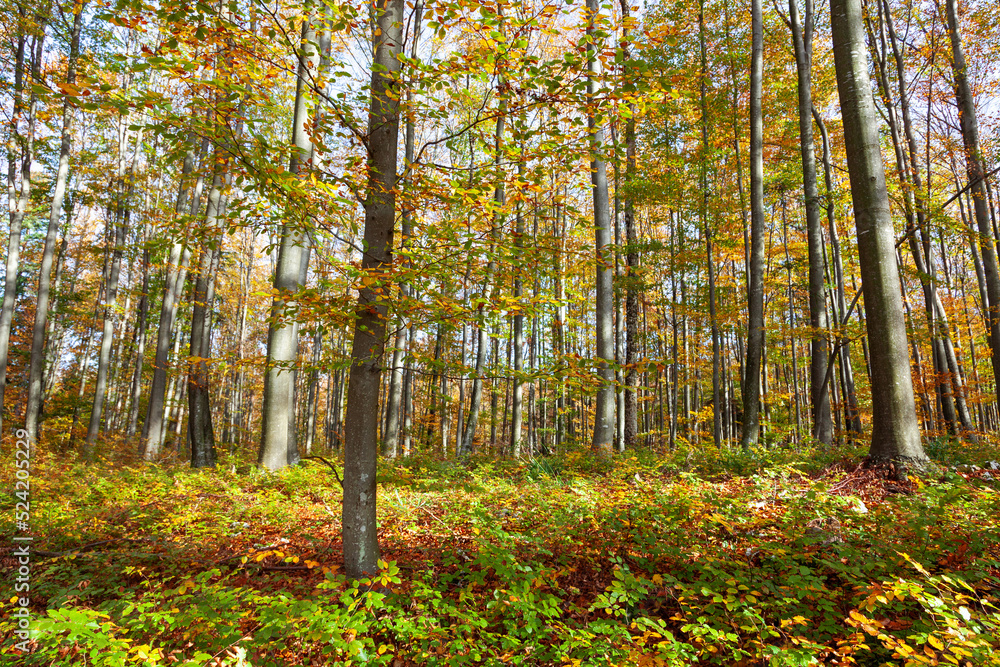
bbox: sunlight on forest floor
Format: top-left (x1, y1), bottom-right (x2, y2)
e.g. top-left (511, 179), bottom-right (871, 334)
top-left (3, 440), bottom-right (1000, 666)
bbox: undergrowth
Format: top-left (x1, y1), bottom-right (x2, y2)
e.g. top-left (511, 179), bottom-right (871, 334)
top-left (2, 441), bottom-right (1000, 665)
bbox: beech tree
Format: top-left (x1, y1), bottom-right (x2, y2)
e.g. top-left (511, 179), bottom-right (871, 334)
top-left (741, 0), bottom-right (765, 449)
top-left (829, 0), bottom-right (926, 469)
top-left (342, 0), bottom-right (404, 579)
top-left (259, 8), bottom-right (320, 471)
top-left (25, 3), bottom-right (85, 448)
top-left (587, 0), bottom-right (615, 454)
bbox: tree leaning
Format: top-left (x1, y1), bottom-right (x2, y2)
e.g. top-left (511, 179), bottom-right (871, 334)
top-left (828, 0), bottom-right (927, 473)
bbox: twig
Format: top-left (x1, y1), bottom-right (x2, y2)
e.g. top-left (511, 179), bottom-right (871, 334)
top-left (301, 455), bottom-right (343, 488)
top-left (28, 537), bottom-right (146, 559)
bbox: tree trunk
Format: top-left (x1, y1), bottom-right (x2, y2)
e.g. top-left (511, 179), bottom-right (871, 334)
top-left (813, 109), bottom-right (863, 435)
top-left (829, 0), bottom-right (926, 469)
top-left (1, 29), bottom-right (43, 438)
top-left (188, 163), bottom-right (229, 469)
top-left (511, 164), bottom-right (525, 457)
top-left (342, 0), bottom-right (403, 579)
top-left (259, 11), bottom-right (320, 470)
top-left (126, 244), bottom-right (150, 439)
top-left (788, 0), bottom-right (832, 444)
top-left (945, 0), bottom-right (1000, 403)
top-left (587, 0), bottom-right (616, 454)
top-left (382, 321), bottom-right (407, 458)
top-left (85, 123), bottom-right (137, 452)
top-left (461, 67), bottom-right (506, 456)
top-left (303, 328), bottom-right (323, 455)
top-left (741, 0), bottom-right (765, 449)
top-left (24, 7), bottom-right (83, 447)
top-left (143, 137), bottom-right (205, 458)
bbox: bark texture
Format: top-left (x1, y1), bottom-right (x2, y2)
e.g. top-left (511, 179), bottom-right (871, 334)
top-left (829, 0), bottom-right (926, 468)
top-left (342, 0), bottom-right (403, 579)
top-left (741, 0), bottom-right (765, 449)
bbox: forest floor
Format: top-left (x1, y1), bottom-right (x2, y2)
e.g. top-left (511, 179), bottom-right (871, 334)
top-left (2, 439), bottom-right (1000, 666)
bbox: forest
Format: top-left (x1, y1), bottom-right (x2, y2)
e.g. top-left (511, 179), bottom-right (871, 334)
top-left (2, 0), bottom-right (1000, 663)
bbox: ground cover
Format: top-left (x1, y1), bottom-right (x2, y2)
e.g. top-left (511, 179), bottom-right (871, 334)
top-left (2, 441), bottom-right (1000, 666)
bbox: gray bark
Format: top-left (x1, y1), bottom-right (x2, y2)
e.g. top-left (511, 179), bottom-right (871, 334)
top-left (788, 0), bottom-right (832, 443)
top-left (511, 165), bottom-right (524, 457)
top-left (829, 0), bottom-right (926, 468)
top-left (126, 244), bottom-right (150, 439)
top-left (619, 0), bottom-right (639, 451)
top-left (25, 7), bottom-right (83, 446)
top-left (188, 165), bottom-right (228, 469)
top-left (813, 108), bottom-right (864, 435)
top-left (85, 124), bottom-right (138, 451)
top-left (342, 0), bottom-right (403, 579)
top-left (382, 0), bottom-right (421, 459)
top-left (741, 0), bottom-right (765, 449)
top-left (303, 328), bottom-right (323, 455)
top-left (700, 0), bottom-right (722, 447)
top-left (1, 30), bottom-right (43, 438)
top-left (259, 12), bottom-right (320, 470)
top-left (946, 0), bottom-right (1000, 403)
top-left (461, 64), bottom-right (506, 456)
top-left (587, 0), bottom-right (616, 454)
top-left (143, 138), bottom-right (204, 458)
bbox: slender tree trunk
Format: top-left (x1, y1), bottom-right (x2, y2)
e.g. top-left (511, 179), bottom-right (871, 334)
top-left (303, 328), bottom-right (323, 455)
top-left (741, 0), bottom-right (765, 449)
top-left (829, 0), bottom-right (926, 469)
top-left (342, 0), bottom-right (403, 579)
top-left (230, 241), bottom-right (252, 448)
top-left (85, 123), bottom-right (137, 452)
top-left (24, 7), bottom-right (84, 447)
top-left (260, 11), bottom-right (320, 470)
top-left (490, 333), bottom-right (499, 451)
top-left (143, 138), bottom-right (205, 457)
top-left (126, 245), bottom-right (150, 439)
top-left (43, 208), bottom-right (75, 402)
top-left (511, 164), bottom-right (525, 457)
top-left (946, 0), bottom-right (1000, 402)
top-left (461, 50), bottom-right (507, 456)
top-left (187, 164), bottom-right (229, 469)
top-left (788, 0), bottom-right (832, 443)
top-left (382, 321), bottom-right (406, 458)
top-left (814, 109), bottom-right (863, 435)
top-left (381, 4), bottom-right (421, 458)
top-left (615, 0), bottom-right (640, 451)
top-left (1, 30), bottom-right (43, 437)
top-left (700, 1), bottom-right (722, 448)
top-left (587, 0), bottom-right (616, 453)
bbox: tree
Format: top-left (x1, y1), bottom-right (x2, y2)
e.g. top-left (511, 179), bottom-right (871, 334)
top-left (25, 2), bottom-right (85, 449)
top-left (85, 124), bottom-right (139, 452)
top-left (587, 0), bottom-right (615, 454)
top-left (828, 0), bottom-right (926, 470)
top-left (259, 7), bottom-right (320, 471)
top-left (784, 0), bottom-right (832, 444)
top-left (342, 0), bottom-right (404, 579)
top-left (945, 0), bottom-right (1000, 407)
top-left (142, 137), bottom-right (201, 460)
top-left (1, 18), bottom-right (44, 439)
top-left (619, 0), bottom-right (639, 451)
top-left (741, 0), bottom-right (765, 449)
